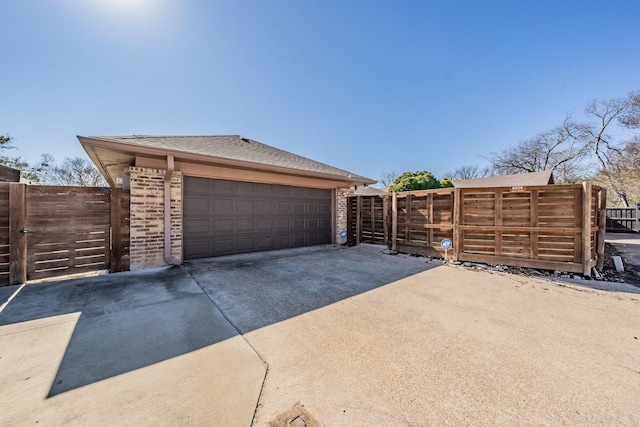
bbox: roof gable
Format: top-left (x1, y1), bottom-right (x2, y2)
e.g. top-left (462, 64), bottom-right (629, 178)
top-left (80, 135), bottom-right (374, 185)
top-left (453, 170), bottom-right (555, 188)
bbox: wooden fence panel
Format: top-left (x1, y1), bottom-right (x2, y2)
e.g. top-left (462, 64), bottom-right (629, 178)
top-left (0, 184), bottom-right (131, 285)
top-left (390, 188), bottom-right (455, 257)
top-left (0, 184), bottom-right (10, 285)
top-left (26, 186), bottom-right (112, 280)
top-left (347, 183), bottom-right (606, 276)
top-left (606, 203), bottom-right (639, 232)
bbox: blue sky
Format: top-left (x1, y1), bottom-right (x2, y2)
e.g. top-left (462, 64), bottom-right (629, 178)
top-left (2, 0), bottom-right (639, 183)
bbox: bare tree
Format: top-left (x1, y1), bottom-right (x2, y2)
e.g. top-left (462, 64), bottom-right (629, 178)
top-left (599, 137), bottom-right (640, 206)
top-left (444, 164), bottom-right (492, 181)
top-left (487, 122), bottom-right (589, 182)
top-left (378, 171), bottom-right (399, 188)
top-left (566, 91), bottom-right (640, 206)
top-left (44, 157), bottom-right (108, 187)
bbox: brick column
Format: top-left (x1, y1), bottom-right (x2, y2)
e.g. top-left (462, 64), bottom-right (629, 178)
top-left (336, 187), bottom-right (353, 243)
top-left (128, 167), bottom-right (182, 270)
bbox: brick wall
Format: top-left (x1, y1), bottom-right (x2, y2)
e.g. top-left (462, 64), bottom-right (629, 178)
top-left (336, 187), bottom-right (353, 243)
top-left (129, 167), bottom-right (182, 270)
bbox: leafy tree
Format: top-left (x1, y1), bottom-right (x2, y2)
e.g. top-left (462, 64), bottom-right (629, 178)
top-left (388, 170), bottom-right (444, 192)
top-left (440, 177), bottom-right (454, 188)
top-left (0, 134), bottom-right (46, 182)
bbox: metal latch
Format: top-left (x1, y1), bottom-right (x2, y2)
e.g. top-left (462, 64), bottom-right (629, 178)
top-left (19, 227), bottom-right (30, 234)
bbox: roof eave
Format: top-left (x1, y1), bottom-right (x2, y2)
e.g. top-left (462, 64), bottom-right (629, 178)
top-left (78, 136), bottom-right (376, 186)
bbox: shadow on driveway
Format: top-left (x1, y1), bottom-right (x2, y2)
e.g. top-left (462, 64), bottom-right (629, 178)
top-left (0, 267), bottom-right (238, 397)
top-left (184, 244), bottom-right (438, 333)
top-left (0, 244), bottom-right (436, 400)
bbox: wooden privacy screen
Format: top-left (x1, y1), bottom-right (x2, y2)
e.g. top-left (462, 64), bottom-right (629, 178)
top-left (0, 184), bottom-right (130, 286)
top-left (348, 183), bottom-right (606, 276)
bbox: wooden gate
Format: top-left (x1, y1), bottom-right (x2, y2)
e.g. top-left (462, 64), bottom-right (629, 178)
top-left (1, 184), bottom-right (129, 286)
top-left (606, 204), bottom-right (639, 232)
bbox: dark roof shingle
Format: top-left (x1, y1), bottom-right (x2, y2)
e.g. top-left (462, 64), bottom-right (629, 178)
top-left (90, 135), bottom-right (374, 183)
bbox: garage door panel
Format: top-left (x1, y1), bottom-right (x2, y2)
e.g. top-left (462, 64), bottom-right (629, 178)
top-left (237, 219), bottom-right (254, 231)
top-left (236, 199), bottom-right (254, 214)
top-left (275, 185), bottom-right (291, 196)
top-left (275, 201), bottom-right (290, 213)
top-left (185, 197), bottom-right (210, 213)
top-left (213, 199), bottom-right (234, 213)
top-left (276, 218), bottom-right (290, 230)
top-left (212, 239), bottom-right (235, 253)
top-left (257, 200), bottom-right (273, 212)
top-left (257, 236), bottom-right (273, 249)
top-left (184, 177), bottom-right (332, 259)
top-left (236, 181), bottom-right (254, 194)
top-left (292, 187), bottom-right (306, 197)
top-left (213, 219), bottom-right (234, 232)
top-left (185, 240), bottom-right (210, 259)
top-left (186, 219), bottom-right (210, 234)
top-left (213, 180), bottom-right (236, 193)
top-left (257, 218), bottom-right (273, 231)
top-left (187, 177), bottom-right (212, 192)
top-left (236, 237), bottom-right (256, 251)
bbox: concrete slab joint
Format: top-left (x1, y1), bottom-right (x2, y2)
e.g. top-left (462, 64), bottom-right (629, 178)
top-left (129, 166), bottom-right (183, 270)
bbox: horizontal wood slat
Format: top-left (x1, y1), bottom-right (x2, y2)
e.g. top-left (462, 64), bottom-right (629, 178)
top-left (348, 184), bottom-right (606, 276)
top-left (0, 183), bottom-right (131, 285)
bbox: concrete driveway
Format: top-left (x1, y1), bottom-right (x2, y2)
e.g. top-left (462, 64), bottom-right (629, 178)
top-left (2, 244), bottom-right (640, 426)
top-left (187, 245), bottom-right (640, 426)
top-left (0, 267), bottom-right (266, 426)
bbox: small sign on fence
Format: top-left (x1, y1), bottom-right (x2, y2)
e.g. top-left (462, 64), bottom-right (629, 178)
top-left (441, 238), bottom-right (452, 260)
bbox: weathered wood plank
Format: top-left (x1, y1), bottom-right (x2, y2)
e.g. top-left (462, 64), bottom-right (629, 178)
top-left (9, 184), bottom-right (27, 285)
top-left (597, 188), bottom-right (607, 270)
top-left (582, 182), bottom-right (592, 276)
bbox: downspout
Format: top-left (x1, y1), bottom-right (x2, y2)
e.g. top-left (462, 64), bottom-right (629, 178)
top-left (164, 155), bottom-right (181, 265)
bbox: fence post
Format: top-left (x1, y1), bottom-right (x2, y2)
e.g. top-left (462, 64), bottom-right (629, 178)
top-left (582, 182), bottom-right (593, 276)
top-left (110, 187), bottom-right (123, 273)
top-left (597, 188), bottom-right (607, 270)
top-left (356, 196), bottom-right (362, 245)
top-left (453, 188), bottom-right (460, 261)
top-left (392, 192), bottom-right (397, 251)
top-left (9, 183), bottom-right (27, 285)
top-left (383, 195), bottom-right (390, 246)
top-left (636, 202), bottom-right (640, 233)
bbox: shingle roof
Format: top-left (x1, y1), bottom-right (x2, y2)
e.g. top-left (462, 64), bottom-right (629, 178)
top-left (88, 135), bottom-right (374, 183)
top-left (453, 170), bottom-right (555, 188)
top-left (352, 186), bottom-right (387, 196)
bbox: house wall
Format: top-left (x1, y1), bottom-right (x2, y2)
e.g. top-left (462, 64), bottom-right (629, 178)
top-left (135, 156), bottom-right (350, 190)
top-left (128, 166), bottom-right (182, 270)
top-left (336, 187), bottom-right (353, 243)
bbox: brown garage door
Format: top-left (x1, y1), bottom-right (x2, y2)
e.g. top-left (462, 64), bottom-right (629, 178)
top-left (183, 177), bottom-right (333, 259)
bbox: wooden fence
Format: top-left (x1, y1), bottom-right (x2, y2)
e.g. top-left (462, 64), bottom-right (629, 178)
top-left (0, 183), bottom-right (130, 286)
top-left (606, 204), bottom-right (639, 232)
top-left (348, 183), bottom-right (606, 276)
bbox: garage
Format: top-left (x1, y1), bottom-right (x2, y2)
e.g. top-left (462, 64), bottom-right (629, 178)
top-left (184, 176), bottom-right (332, 259)
top-left (78, 134), bottom-right (374, 270)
